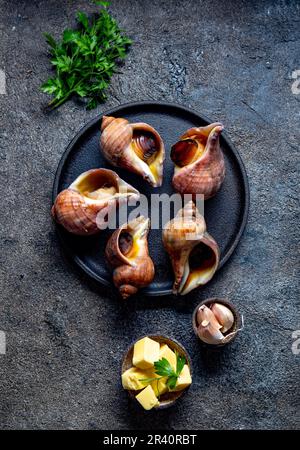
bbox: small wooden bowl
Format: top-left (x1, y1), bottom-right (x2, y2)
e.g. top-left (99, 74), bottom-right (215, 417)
top-left (192, 298), bottom-right (242, 346)
top-left (121, 335), bottom-right (192, 410)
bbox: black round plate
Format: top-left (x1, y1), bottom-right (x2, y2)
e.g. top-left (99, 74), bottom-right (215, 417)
top-left (53, 101), bottom-right (249, 296)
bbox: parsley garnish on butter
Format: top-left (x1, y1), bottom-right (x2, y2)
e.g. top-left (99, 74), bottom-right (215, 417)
top-left (139, 351), bottom-right (186, 391)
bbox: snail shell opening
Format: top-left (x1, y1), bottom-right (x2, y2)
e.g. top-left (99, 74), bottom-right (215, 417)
top-left (178, 241), bottom-right (218, 295)
top-left (130, 125), bottom-right (164, 186)
top-left (118, 217), bottom-right (150, 263)
top-left (118, 229), bottom-right (140, 262)
top-left (71, 169), bottom-right (119, 200)
top-left (119, 231), bottom-right (134, 256)
top-left (132, 130), bottom-right (159, 165)
top-left (171, 138), bottom-right (206, 167)
top-left (105, 216), bottom-right (155, 299)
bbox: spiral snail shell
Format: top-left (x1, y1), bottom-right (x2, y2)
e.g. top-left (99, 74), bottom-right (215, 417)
top-left (100, 116), bottom-right (165, 187)
top-left (171, 123), bottom-right (225, 200)
top-left (52, 168), bottom-right (139, 236)
top-left (162, 201), bottom-right (219, 295)
top-left (105, 216), bottom-right (155, 299)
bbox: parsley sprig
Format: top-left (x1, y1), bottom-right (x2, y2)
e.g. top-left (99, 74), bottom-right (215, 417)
top-left (41, 1), bottom-right (132, 110)
top-left (140, 351), bottom-right (186, 391)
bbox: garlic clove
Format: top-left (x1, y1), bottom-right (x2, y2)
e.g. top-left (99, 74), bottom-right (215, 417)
top-left (210, 303), bottom-right (234, 333)
top-left (196, 305), bottom-right (222, 331)
top-left (197, 319), bottom-right (225, 345)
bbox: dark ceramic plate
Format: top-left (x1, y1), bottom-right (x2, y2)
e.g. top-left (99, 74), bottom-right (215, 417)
top-left (53, 101), bottom-right (249, 296)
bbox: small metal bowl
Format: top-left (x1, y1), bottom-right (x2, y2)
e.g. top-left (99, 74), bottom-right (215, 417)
top-left (192, 297), bottom-right (243, 346)
top-left (121, 335), bottom-right (192, 409)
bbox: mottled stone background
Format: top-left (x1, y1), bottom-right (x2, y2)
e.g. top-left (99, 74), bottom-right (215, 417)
top-left (0, 0), bottom-right (299, 430)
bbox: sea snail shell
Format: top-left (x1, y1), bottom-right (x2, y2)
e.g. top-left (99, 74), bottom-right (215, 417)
top-left (171, 123), bottom-right (225, 200)
top-left (105, 216), bottom-right (155, 299)
top-left (100, 116), bottom-right (165, 187)
top-left (52, 168), bottom-right (139, 235)
top-left (162, 201), bottom-right (219, 295)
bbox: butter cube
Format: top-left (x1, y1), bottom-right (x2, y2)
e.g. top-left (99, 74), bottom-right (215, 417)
top-left (133, 337), bottom-right (160, 369)
top-left (159, 344), bottom-right (177, 370)
top-left (172, 364), bottom-right (192, 391)
top-left (151, 377), bottom-right (168, 397)
top-left (148, 345), bottom-right (177, 396)
top-left (121, 367), bottom-right (152, 391)
top-left (135, 385), bottom-right (160, 410)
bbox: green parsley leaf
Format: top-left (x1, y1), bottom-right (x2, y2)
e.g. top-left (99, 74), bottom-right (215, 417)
top-left (154, 358), bottom-right (176, 378)
top-left (43, 32), bottom-right (57, 50)
top-left (62, 29), bottom-right (78, 44)
top-left (153, 352), bottom-right (186, 394)
top-left (93, 1), bottom-right (110, 7)
top-left (41, 1), bottom-right (131, 109)
top-left (166, 376), bottom-right (178, 390)
top-left (136, 352), bottom-right (187, 398)
top-left (77, 11), bottom-right (89, 29)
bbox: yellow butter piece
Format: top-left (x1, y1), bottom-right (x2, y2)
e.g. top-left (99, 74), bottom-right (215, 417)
top-left (133, 337), bottom-right (160, 369)
top-left (172, 364), bottom-right (192, 392)
top-left (121, 367), bottom-right (153, 391)
top-left (151, 377), bottom-right (168, 397)
top-left (148, 345), bottom-right (177, 396)
top-left (135, 385), bottom-right (160, 410)
top-left (159, 344), bottom-right (177, 370)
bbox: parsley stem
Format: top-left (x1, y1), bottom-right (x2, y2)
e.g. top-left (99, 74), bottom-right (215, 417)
top-left (48, 93), bottom-right (71, 109)
top-left (47, 77), bottom-right (83, 109)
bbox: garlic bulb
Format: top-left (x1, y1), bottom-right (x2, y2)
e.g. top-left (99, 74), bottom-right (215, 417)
top-left (196, 302), bottom-right (236, 345)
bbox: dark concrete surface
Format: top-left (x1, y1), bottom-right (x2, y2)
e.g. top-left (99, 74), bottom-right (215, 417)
top-left (0, 0), bottom-right (299, 430)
